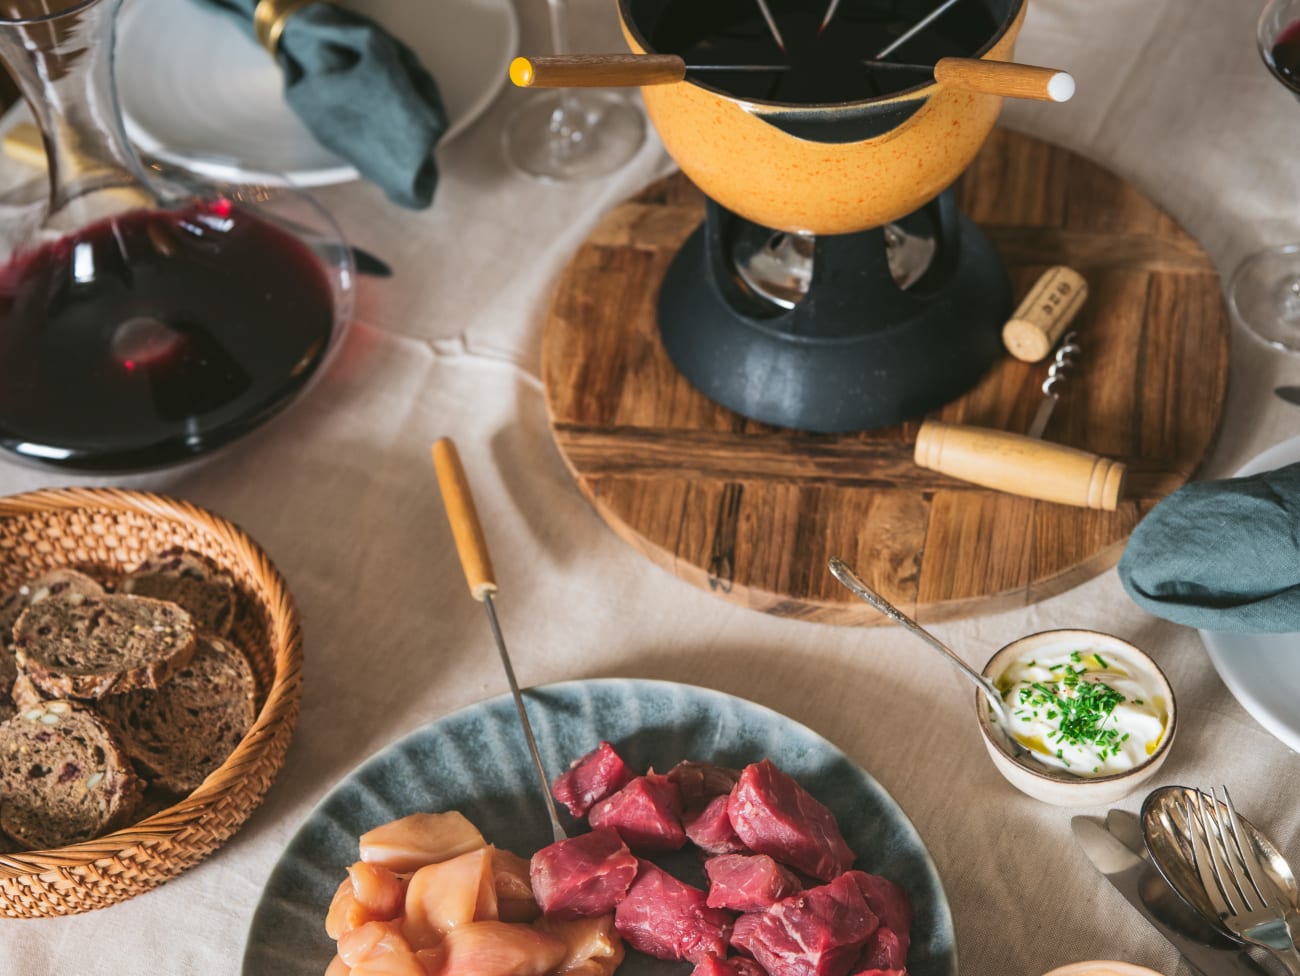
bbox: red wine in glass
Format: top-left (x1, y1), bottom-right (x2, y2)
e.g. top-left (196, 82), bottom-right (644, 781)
top-left (0, 200), bottom-right (337, 470)
top-left (1268, 18), bottom-right (1300, 92)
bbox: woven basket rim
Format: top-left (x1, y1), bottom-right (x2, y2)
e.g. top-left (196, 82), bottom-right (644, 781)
top-left (0, 486), bottom-right (303, 881)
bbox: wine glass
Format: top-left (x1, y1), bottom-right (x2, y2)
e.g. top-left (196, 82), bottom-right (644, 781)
top-left (1228, 0), bottom-right (1300, 353)
top-left (502, 0), bottom-right (646, 181)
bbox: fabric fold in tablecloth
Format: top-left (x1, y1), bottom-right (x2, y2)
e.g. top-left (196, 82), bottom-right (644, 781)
top-left (195, 0), bottom-right (448, 209)
top-left (1118, 461), bottom-right (1300, 633)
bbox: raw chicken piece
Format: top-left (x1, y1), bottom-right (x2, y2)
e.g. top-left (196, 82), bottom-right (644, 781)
top-left (845, 872), bottom-right (912, 971)
top-left (402, 847), bottom-right (497, 950)
top-left (727, 761), bottom-right (854, 882)
top-left (337, 921), bottom-right (423, 975)
top-left (705, 854), bottom-right (802, 912)
top-left (327, 863), bottom-right (407, 939)
top-left (359, 811), bottom-right (486, 873)
top-left (729, 872), bottom-right (880, 976)
top-left (553, 741), bottom-right (634, 818)
top-left (493, 847), bottom-right (540, 922)
top-left (325, 955), bottom-right (351, 976)
top-left (614, 859), bottom-right (734, 964)
top-left (534, 912), bottom-right (625, 975)
top-left (685, 795), bottom-right (748, 855)
top-left (667, 761), bottom-right (742, 809)
top-left (530, 826), bottom-right (639, 919)
top-left (589, 773), bottom-right (687, 852)
top-left (423, 919), bottom-right (566, 976)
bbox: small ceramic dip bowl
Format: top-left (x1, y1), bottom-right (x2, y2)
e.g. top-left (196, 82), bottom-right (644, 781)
top-left (1042, 963), bottom-right (1166, 976)
top-left (977, 629), bottom-right (1177, 806)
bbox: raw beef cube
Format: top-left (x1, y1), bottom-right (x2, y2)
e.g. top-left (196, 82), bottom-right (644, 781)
top-left (846, 872), bottom-right (912, 970)
top-left (727, 760), bottom-right (855, 882)
top-left (730, 872), bottom-right (880, 976)
top-left (705, 854), bottom-right (802, 911)
top-left (668, 760), bottom-right (743, 808)
top-left (614, 860), bottom-right (735, 963)
top-left (686, 795), bottom-right (749, 855)
top-left (692, 958), bottom-right (771, 976)
top-left (589, 772), bottom-right (687, 852)
top-left (553, 741), bottom-right (634, 818)
top-left (851, 925), bottom-right (908, 973)
top-left (530, 827), bottom-right (639, 919)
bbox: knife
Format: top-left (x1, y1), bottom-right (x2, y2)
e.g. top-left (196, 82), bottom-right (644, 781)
top-left (1073, 815), bottom-right (1271, 976)
top-left (1276, 386), bottom-right (1300, 407)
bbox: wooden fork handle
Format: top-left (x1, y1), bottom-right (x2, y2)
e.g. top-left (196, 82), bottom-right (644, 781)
top-left (431, 439), bottom-right (497, 601)
top-left (510, 54), bottom-right (686, 88)
top-left (935, 57), bottom-right (1075, 102)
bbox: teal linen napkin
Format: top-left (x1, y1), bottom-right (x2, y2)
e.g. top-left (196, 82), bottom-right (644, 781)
top-left (196, 0), bottom-right (448, 209)
top-left (1118, 461), bottom-right (1300, 633)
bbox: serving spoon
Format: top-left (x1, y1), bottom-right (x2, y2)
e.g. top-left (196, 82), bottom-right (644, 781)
top-left (827, 556), bottom-right (1040, 767)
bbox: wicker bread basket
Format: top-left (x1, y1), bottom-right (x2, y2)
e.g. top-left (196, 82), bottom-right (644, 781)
top-left (0, 487), bottom-right (302, 917)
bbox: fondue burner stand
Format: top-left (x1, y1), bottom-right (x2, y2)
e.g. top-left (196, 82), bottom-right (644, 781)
top-left (658, 191), bottom-right (1010, 432)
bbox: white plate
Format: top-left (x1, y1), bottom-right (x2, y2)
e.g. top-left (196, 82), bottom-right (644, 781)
top-left (115, 0), bottom-right (518, 187)
top-left (1199, 434), bottom-right (1300, 754)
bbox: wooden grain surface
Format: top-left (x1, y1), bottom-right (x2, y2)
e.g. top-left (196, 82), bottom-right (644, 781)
top-left (541, 128), bottom-right (1230, 625)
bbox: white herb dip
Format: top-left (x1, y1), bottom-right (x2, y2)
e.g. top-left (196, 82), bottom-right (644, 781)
top-left (995, 649), bottom-right (1168, 777)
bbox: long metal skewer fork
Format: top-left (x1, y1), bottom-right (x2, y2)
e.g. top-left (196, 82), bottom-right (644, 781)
top-left (431, 438), bottom-right (567, 844)
top-left (754, 0), bottom-right (787, 52)
top-left (876, 0), bottom-right (963, 58)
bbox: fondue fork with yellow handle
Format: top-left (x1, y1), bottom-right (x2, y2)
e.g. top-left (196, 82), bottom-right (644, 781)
top-left (509, 53), bottom-right (1074, 103)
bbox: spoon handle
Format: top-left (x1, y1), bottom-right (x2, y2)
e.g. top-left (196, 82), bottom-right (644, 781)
top-left (827, 557), bottom-right (996, 696)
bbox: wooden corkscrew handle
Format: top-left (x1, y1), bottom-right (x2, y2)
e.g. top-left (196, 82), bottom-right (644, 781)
top-left (431, 438), bottom-right (498, 601)
top-left (914, 421), bottom-right (1126, 510)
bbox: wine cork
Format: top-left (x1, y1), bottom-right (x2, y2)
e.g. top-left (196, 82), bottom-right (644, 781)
top-left (1002, 266), bottom-right (1088, 362)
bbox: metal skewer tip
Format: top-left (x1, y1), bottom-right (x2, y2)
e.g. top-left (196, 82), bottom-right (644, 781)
top-left (818, 0), bottom-right (844, 34)
top-left (754, 0), bottom-right (787, 52)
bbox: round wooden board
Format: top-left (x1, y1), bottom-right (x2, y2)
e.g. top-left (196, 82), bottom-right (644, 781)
top-left (541, 128), bottom-right (1230, 626)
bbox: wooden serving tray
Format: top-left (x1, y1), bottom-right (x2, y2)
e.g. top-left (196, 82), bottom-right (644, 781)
top-left (541, 129), bottom-right (1229, 625)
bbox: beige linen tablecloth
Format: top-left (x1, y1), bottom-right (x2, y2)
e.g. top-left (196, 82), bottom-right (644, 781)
top-left (4, 0), bottom-right (1300, 973)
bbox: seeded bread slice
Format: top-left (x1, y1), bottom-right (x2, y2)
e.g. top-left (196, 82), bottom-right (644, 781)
top-left (0, 569), bottom-right (105, 696)
top-left (14, 593), bottom-right (197, 700)
top-left (98, 633), bottom-right (257, 795)
top-left (0, 700), bottom-right (143, 849)
top-left (121, 549), bottom-right (236, 637)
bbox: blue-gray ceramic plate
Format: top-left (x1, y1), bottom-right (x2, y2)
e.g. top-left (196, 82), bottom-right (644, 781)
top-left (242, 678), bottom-right (957, 975)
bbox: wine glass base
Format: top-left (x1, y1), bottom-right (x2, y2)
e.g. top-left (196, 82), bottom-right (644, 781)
top-left (1228, 243), bottom-right (1300, 354)
top-left (503, 90), bottom-right (646, 183)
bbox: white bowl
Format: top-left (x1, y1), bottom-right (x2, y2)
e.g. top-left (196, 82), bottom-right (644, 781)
top-left (1042, 964), bottom-right (1166, 976)
top-left (976, 630), bottom-right (1177, 807)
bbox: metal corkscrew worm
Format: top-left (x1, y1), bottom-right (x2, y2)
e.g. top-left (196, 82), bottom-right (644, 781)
top-left (1027, 331), bottom-right (1080, 438)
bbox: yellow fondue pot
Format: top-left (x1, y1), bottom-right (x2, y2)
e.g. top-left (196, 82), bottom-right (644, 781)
top-left (617, 0), bottom-right (1027, 235)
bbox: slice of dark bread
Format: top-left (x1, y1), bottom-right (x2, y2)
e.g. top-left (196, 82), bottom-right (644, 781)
top-left (0, 700), bottom-right (143, 849)
top-left (0, 569), bottom-right (105, 697)
top-left (121, 549), bottom-right (236, 637)
top-left (14, 593), bottom-right (197, 700)
top-left (99, 633), bottom-right (257, 795)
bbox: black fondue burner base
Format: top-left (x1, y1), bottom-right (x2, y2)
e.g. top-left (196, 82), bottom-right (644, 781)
top-left (657, 194), bottom-right (1011, 433)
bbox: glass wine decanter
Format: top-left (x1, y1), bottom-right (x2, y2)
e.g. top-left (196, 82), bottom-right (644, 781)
top-left (1228, 0), bottom-right (1300, 354)
top-left (0, 0), bottom-right (354, 470)
top-left (502, 0), bottom-right (646, 181)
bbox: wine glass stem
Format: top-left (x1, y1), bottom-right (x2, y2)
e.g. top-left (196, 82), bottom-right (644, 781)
top-left (544, 0), bottom-right (588, 156)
